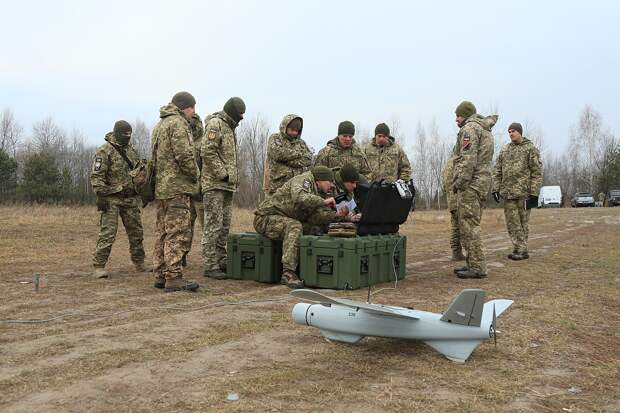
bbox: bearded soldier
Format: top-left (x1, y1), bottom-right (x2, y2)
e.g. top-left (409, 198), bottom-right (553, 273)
top-left (364, 123), bottom-right (411, 182)
top-left (90, 120), bottom-right (146, 278)
top-left (452, 101), bottom-right (497, 279)
top-left (315, 120), bottom-right (371, 175)
top-left (254, 166), bottom-right (349, 288)
top-left (201, 97), bottom-right (246, 280)
top-left (441, 156), bottom-right (465, 261)
top-left (492, 122), bottom-right (543, 260)
top-left (264, 114), bottom-right (312, 195)
top-left (151, 91), bottom-right (200, 292)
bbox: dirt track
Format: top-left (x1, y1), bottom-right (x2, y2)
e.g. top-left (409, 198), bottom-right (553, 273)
top-left (1, 206), bottom-right (619, 412)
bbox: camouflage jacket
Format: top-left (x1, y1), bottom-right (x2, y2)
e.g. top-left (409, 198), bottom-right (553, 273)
top-left (90, 132), bottom-right (141, 199)
top-left (333, 169), bottom-right (368, 213)
top-left (453, 114), bottom-right (497, 197)
top-left (151, 103), bottom-right (199, 199)
top-left (441, 156), bottom-right (457, 211)
top-left (189, 113), bottom-right (204, 172)
top-left (315, 137), bottom-right (371, 176)
top-left (364, 137), bottom-right (411, 182)
top-left (265, 114), bottom-right (313, 195)
top-left (492, 137), bottom-right (543, 199)
top-left (201, 111), bottom-right (239, 192)
top-left (255, 171), bottom-right (335, 225)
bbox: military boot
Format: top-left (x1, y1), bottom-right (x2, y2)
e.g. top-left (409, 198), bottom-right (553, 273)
top-left (153, 274), bottom-right (165, 289)
top-left (164, 277), bottom-right (199, 293)
top-left (508, 252), bottom-right (526, 261)
top-left (134, 262), bottom-right (150, 273)
top-left (203, 268), bottom-right (227, 280)
top-left (456, 269), bottom-right (487, 279)
top-left (181, 254), bottom-right (187, 267)
top-left (219, 261), bottom-right (227, 273)
top-left (281, 270), bottom-right (304, 289)
top-left (453, 266), bottom-right (468, 274)
top-left (451, 250), bottom-right (466, 261)
top-left (93, 267), bottom-right (108, 279)
top-left (522, 251), bottom-right (529, 259)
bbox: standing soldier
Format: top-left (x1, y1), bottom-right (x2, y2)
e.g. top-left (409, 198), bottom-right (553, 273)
top-left (452, 101), bottom-right (497, 279)
top-left (254, 166), bottom-right (347, 288)
top-left (315, 120), bottom-right (371, 175)
top-left (91, 120), bottom-right (147, 278)
top-left (597, 192), bottom-right (605, 207)
top-left (364, 123), bottom-right (411, 182)
top-left (151, 91), bottom-right (200, 292)
top-left (441, 156), bottom-right (465, 261)
top-left (201, 97), bottom-right (246, 280)
top-left (264, 114), bottom-right (312, 195)
top-left (492, 122), bottom-right (543, 260)
top-left (184, 112), bottom-right (204, 267)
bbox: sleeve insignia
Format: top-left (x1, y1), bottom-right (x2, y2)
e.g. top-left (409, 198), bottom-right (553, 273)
top-left (93, 157), bottom-right (103, 171)
top-left (302, 179), bottom-right (312, 192)
top-left (462, 134), bottom-right (471, 149)
top-left (208, 129), bottom-right (218, 140)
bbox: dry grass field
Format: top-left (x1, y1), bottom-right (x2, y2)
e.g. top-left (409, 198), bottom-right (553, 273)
top-left (1, 204), bottom-right (619, 412)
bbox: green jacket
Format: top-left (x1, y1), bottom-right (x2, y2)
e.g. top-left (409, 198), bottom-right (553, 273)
top-left (255, 171), bottom-right (335, 225)
top-left (201, 111), bottom-right (239, 192)
top-left (315, 137), bottom-right (371, 176)
top-left (364, 136), bottom-right (411, 182)
top-left (453, 114), bottom-right (497, 197)
top-left (151, 103), bottom-right (199, 200)
top-left (90, 132), bottom-right (140, 199)
top-left (492, 137), bottom-right (543, 199)
top-left (266, 114), bottom-right (313, 195)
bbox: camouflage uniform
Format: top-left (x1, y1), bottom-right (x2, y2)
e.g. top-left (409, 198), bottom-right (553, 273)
top-left (364, 137), bottom-right (411, 182)
top-left (333, 169), bottom-right (368, 212)
top-left (453, 114), bottom-right (497, 274)
top-left (151, 103), bottom-right (199, 280)
top-left (254, 171), bottom-right (336, 272)
top-left (597, 192), bottom-right (605, 207)
top-left (91, 133), bottom-right (145, 267)
top-left (441, 156), bottom-right (462, 257)
top-left (265, 114), bottom-right (313, 195)
top-left (493, 137), bottom-right (543, 254)
top-left (188, 113), bottom-right (204, 246)
top-left (201, 111), bottom-right (239, 271)
top-left (315, 137), bottom-right (371, 176)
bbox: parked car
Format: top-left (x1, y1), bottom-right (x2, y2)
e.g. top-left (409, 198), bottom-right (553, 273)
top-left (607, 189), bottom-right (620, 207)
top-left (570, 192), bottom-right (595, 207)
top-left (538, 185), bottom-right (563, 208)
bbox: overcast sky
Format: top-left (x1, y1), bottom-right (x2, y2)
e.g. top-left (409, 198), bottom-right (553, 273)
top-left (1, 0), bottom-right (618, 153)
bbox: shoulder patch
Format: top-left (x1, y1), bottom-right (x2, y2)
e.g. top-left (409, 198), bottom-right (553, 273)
top-left (93, 157), bottom-right (103, 171)
top-left (462, 133), bottom-right (471, 150)
top-left (208, 129), bottom-right (218, 140)
top-left (302, 179), bottom-right (312, 192)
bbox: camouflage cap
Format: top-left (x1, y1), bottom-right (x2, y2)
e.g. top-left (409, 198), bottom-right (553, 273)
top-left (172, 91), bottom-right (196, 110)
top-left (312, 166), bottom-right (335, 182)
top-left (455, 101), bottom-right (476, 118)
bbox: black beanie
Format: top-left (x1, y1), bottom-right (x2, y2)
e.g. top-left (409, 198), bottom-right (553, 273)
top-left (223, 97), bottom-right (246, 123)
top-left (172, 91), bottom-right (196, 110)
top-left (338, 120), bottom-right (355, 136)
top-left (508, 122), bottom-right (523, 135)
top-left (374, 123), bottom-right (390, 136)
top-left (113, 120), bottom-right (132, 137)
top-left (340, 164), bottom-right (359, 183)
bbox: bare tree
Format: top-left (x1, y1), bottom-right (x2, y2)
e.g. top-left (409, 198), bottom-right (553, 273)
top-left (30, 117), bottom-right (67, 154)
top-left (131, 119), bottom-right (151, 159)
top-left (235, 114), bottom-right (270, 208)
top-left (0, 108), bottom-right (23, 157)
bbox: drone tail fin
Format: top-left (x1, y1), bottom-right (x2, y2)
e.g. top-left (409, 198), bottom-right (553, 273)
top-left (424, 339), bottom-right (483, 363)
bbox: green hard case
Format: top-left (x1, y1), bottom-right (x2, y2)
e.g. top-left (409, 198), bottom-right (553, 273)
top-left (226, 232), bottom-right (282, 283)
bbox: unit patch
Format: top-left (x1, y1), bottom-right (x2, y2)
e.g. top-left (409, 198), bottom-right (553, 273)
top-left (94, 157), bottom-right (103, 171)
top-left (208, 129), bottom-right (218, 140)
top-left (302, 179), bottom-right (312, 192)
top-left (462, 133), bottom-right (471, 150)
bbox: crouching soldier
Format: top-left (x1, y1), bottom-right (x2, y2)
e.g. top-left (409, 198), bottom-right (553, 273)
top-left (90, 120), bottom-right (147, 278)
top-left (333, 164), bottom-right (366, 222)
top-left (253, 166), bottom-right (343, 288)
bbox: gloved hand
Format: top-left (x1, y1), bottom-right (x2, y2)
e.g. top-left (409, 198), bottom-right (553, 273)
top-left (492, 192), bottom-right (501, 203)
top-left (526, 195), bottom-right (539, 209)
top-left (96, 197), bottom-right (109, 212)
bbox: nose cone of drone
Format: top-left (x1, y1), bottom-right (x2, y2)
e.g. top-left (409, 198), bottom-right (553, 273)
top-left (292, 303), bottom-right (312, 326)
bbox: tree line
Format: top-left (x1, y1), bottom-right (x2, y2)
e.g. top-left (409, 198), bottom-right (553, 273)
top-left (1, 105), bottom-right (618, 208)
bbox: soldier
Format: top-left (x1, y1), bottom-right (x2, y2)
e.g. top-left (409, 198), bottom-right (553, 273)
top-left (201, 97), bottom-right (246, 280)
top-left (265, 114), bottom-right (312, 195)
top-left (452, 101), bottom-right (497, 279)
top-left (254, 166), bottom-right (349, 288)
top-left (315, 121), bottom-right (371, 175)
top-left (364, 123), bottom-right (411, 182)
top-left (333, 164), bottom-right (366, 220)
top-left (597, 192), bottom-right (605, 207)
top-left (441, 156), bottom-right (465, 261)
top-left (91, 120), bottom-right (146, 278)
top-left (151, 91), bottom-right (200, 292)
top-left (492, 122), bottom-right (543, 260)
top-left (185, 112), bottom-right (204, 267)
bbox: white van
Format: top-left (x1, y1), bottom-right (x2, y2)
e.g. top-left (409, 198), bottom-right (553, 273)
top-left (538, 186), bottom-right (562, 208)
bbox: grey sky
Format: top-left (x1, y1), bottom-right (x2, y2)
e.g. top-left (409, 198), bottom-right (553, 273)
top-left (1, 0), bottom-right (619, 153)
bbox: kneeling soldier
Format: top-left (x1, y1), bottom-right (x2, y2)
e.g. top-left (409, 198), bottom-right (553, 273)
top-left (91, 120), bottom-right (146, 278)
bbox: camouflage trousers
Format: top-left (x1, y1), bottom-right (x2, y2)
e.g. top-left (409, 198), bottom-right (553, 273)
top-left (457, 188), bottom-right (486, 273)
top-left (449, 209), bottom-right (462, 254)
top-left (201, 190), bottom-right (233, 271)
top-left (503, 198), bottom-right (531, 253)
top-left (92, 197), bottom-right (145, 267)
top-left (253, 214), bottom-right (302, 272)
top-left (188, 197), bottom-right (204, 252)
top-left (153, 195), bottom-right (192, 279)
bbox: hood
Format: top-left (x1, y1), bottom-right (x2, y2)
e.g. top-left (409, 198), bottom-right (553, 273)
top-left (104, 132), bottom-right (123, 147)
top-left (205, 111), bottom-right (238, 129)
top-left (372, 135), bottom-right (395, 147)
top-left (510, 136), bottom-right (533, 146)
top-left (279, 114), bottom-right (303, 139)
top-left (463, 114), bottom-right (498, 131)
top-left (159, 103), bottom-right (184, 119)
top-left (327, 136), bottom-right (357, 148)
